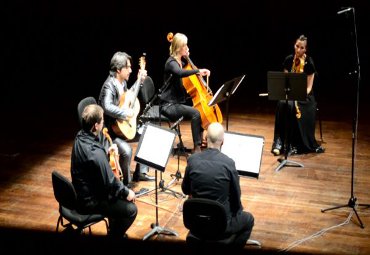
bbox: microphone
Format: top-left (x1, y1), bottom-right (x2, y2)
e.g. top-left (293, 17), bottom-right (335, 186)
top-left (159, 74), bottom-right (173, 93)
top-left (170, 116), bottom-right (184, 130)
top-left (165, 74), bottom-right (173, 83)
top-left (337, 7), bottom-right (353, 15)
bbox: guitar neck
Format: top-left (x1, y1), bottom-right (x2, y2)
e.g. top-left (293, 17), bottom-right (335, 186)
top-left (129, 54), bottom-right (146, 107)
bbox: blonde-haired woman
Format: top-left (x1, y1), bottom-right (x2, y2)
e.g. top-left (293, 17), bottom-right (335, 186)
top-left (161, 33), bottom-right (210, 153)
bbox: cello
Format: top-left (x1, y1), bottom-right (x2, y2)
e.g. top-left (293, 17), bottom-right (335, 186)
top-left (182, 55), bottom-right (223, 130)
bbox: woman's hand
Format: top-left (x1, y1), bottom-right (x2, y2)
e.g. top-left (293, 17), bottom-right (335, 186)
top-left (199, 68), bottom-right (210, 77)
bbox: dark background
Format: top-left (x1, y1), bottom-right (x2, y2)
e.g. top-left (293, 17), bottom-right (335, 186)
top-left (2, 0), bottom-right (369, 140)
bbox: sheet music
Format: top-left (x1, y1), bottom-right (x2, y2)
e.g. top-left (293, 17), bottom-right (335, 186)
top-left (221, 132), bottom-right (264, 176)
top-left (208, 74), bottom-right (245, 107)
top-left (136, 125), bottom-right (175, 168)
top-left (210, 84), bottom-right (224, 104)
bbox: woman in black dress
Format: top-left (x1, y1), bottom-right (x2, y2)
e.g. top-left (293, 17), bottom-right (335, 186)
top-left (271, 35), bottom-right (325, 155)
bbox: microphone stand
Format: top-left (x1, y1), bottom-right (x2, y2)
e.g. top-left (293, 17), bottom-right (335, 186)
top-left (149, 75), bottom-right (185, 198)
top-left (157, 117), bottom-right (186, 198)
top-left (321, 7), bottom-right (370, 228)
top-left (166, 117), bottom-right (187, 189)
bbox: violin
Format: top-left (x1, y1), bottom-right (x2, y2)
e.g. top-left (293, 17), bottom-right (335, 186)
top-left (291, 54), bottom-right (306, 119)
top-left (102, 128), bottom-right (123, 181)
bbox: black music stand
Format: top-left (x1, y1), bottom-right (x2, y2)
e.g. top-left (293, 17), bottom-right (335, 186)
top-left (267, 71), bottom-right (307, 172)
top-left (134, 123), bottom-right (178, 240)
top-left (208, 75), bottom-right (245, 131)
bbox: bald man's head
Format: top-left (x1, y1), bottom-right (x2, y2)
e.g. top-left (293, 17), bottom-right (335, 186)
top-left (207, 122), bottom-right (224, 149)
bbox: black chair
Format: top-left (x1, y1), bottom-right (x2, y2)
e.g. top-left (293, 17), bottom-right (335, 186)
top-left (51, 170), bottom-right (109, 234)
top-left (138, 76), bottom-right (170, 127)
top-left (183, 197), bottom-right (238, 248)
top-left (77, 96), bottom-right (97, 127)
top-left (183, 198), bottom-right (260, 249)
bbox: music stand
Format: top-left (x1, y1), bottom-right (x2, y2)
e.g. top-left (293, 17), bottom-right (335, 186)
top-left (134, 123), bottom-right (179, 240)
top-left (267, 71), bottom-right (307, 172)
top-left (208, 75), bottom-right (245, 131)
top-left (221, 131), bottom-right (264, 179)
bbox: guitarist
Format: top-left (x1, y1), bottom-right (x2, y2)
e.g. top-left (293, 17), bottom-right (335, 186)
top-left (98, 51), bottom-right (155, 186)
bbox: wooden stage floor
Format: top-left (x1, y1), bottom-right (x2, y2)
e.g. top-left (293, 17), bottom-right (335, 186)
top-left (1, 103), bottom-right (369, 254)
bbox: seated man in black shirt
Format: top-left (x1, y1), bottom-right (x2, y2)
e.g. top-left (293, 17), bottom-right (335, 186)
top-left (182, 122), bottom-right (254, 248)
top-left (71, 104), bottom-right (137, 237)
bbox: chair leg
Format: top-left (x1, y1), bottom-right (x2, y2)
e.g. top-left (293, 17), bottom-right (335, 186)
top-left (56, 216), bottom-right (62, 232)
top-left (104, 218), bottom-right (110, 234)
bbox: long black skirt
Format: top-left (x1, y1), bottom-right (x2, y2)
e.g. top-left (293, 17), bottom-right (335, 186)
top-left (272, 93), bottom-right (320, 154)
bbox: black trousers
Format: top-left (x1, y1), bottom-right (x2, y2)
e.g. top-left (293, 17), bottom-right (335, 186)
top-left (227, 211), bottom-right (254, 248)
top-left (96, 198), bottom-right (137, 237)
top-left (161, 103), bottom-right (202, 147)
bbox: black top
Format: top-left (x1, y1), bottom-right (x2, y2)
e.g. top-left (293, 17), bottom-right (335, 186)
top-left (71, 130), bottom-right (129, 211)
top-left (161, 56), bottom-right (199, 104)
top-left (182, 148), bottom-right (243, 218)
top-left (283, 54), bottom-right (316, 75)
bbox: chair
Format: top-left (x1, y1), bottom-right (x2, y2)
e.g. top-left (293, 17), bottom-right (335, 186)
top-left (183, 197), bottom-right (238, 248)
top-left (77, 96), bottom-right (97, 127)
top-left (138, 76), bottom-right (170, 127)
top-left (183, 198), bottom-right (260, 249)
top-left (51, 170), bottom-right (109, 234)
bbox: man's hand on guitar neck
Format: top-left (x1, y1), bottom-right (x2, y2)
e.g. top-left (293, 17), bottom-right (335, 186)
top-left (138, 69), bottom-right (147, 84)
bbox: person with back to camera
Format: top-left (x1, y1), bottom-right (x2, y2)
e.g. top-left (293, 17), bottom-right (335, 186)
top-left (182, 122), bottom-right (255, 248)
top-left (271, 35), bottom-right (325, 156)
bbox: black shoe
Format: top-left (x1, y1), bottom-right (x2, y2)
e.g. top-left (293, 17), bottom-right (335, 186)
top-left (133, 173), bottom-right (155, 182)
top-left (288, 146), bottom-right (298, 156)
top-left (272, 148), bottom-right (281, 156)
top-left (271, 138), bottom-right (283, 156)
top-left (315, 146), bottom-right (325, 153)
top-left (126, 182), bottom-right (138, 189)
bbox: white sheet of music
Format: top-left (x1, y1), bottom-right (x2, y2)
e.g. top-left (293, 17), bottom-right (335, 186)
top-left (136, 124), bottom-right (175, 168)
top-left (221, 132), bottom-right (264, 177)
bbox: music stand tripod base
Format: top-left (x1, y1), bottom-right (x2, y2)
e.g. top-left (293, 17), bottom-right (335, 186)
top-left (143, 223), bottom-right (178, 241)
top-left (133, 123), bottom-right (178, 241)
top-left (275, 158), bottom-right (304, 172)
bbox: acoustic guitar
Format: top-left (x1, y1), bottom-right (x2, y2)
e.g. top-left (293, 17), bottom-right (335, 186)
top-left (112, 54), bottom-right (146, 140)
